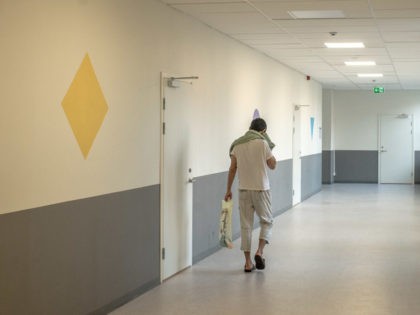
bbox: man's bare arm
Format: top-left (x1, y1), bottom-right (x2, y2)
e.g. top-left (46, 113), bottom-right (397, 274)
top-left (224, 155), bottom-right (237, 201)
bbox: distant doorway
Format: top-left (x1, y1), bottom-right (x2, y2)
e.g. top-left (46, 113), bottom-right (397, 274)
top-left (379, 114), bottom-right (413, 184)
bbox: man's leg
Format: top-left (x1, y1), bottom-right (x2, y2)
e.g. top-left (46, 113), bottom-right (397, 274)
top-left (243, 251), bottom-right (253, 271)
top-left (239, 190), bottom-right (254, 270)
top-left (252, 190), bottom-right (273, 269)
top-left (255, 238), bottom-right (266, 257)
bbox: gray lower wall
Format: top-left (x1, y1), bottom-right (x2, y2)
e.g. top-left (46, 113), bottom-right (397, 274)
top-left (0, 185), bottom-right (160, 315)
top-left (1, 152), bottom-right (326, 313)
top-left (193, 159), bottom-right (293, 264)
top-left (334, 150), bottom-right (378, 183)
top-left (322, 150), bottom-right (335, 184)
top-left (192, 172), bottom-right (239, 264)
top-left (269, 159), bottom-right (293, 216)
top-left (301, 153), bottom-right (322, 200)
top-left (333, 150), bottom-right (420, 184)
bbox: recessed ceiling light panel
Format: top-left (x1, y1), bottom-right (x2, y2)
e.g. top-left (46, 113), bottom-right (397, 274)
top-left (325, 42), bottom-right (365, 48)
top-left (345, 61), bottom-right (376, 66)
top-left (288, 10), bottom-right (345, 19)
top-left (357, 73), bottom-right (383, 78)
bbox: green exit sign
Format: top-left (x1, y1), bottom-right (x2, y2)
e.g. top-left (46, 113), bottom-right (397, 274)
top-left (373, 86), bottom-right (384, 93)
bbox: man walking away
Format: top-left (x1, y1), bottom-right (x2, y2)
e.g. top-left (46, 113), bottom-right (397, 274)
top-left (225, 118), bottom-right (276, 272)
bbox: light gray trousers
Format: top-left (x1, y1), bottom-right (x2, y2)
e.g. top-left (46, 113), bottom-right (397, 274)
top-left (238, 190), bottom-right (273, 252)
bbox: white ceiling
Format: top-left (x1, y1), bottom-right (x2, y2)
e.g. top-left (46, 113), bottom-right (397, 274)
top-left (160, 0), bottom-right (420, 90)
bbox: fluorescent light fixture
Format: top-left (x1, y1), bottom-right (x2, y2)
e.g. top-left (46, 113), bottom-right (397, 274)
top-left (345, 61), bottom-right (376, 66)
top-left (288, 10), bottom-right (345, 19)
top-left (357, 73), bottom-right (383, 78)
top-left (325, 42), bottom-right (365, 48)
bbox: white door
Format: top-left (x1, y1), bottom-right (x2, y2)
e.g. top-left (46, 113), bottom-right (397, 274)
top-left (292, 105), bottom-right (301, 205)
top-left (161, 74), bottom-right (195, 280)
top-left (379, 114), bottom-right (413, 184)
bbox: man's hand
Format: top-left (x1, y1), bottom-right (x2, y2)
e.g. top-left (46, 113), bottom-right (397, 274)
top-left (224, 191), bottom-right (232, 201)
top-left (267, 156), bottom-right (276, 170)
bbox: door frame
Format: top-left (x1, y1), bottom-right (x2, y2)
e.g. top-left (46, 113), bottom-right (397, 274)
top-left (159, 72), bottom-right (198, 281)
top-left (159, 72), bottom-right (166, 282)
top-left (292, 104), bottom-right (301, 205)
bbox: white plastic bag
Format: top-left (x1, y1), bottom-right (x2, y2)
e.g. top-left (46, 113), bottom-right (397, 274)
top-left (219, 199), bottom-right (233, 249)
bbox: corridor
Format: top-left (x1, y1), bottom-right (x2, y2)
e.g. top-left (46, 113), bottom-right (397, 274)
top-left (112, 184), bottom-right (420, 315)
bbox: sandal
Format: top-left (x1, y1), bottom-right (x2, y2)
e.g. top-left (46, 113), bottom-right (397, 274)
top-left (244, 264), bottom-right (256, 273)
top-left (254, 255), bottom-right (265, 270)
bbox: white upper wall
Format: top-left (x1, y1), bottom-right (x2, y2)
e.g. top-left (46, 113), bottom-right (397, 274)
top-left (322, 90), bottom-right (334, 151)
top-left (330, 90), bottom-right (420, 150)
top-left (0, 0), bottom-right (322, 214)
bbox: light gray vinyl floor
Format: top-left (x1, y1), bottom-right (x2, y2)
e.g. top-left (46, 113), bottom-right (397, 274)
top-left (111, 184), bottom-right (420, 315)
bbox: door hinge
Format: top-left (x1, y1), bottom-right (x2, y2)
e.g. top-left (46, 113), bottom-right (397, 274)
top-left (162, 248), bottom-right (165, 260)
top-left (163, 97), bottom-right (166, 110)
top-left (292, 189), bottom-right (295, 196)
top-left (163, 122), bottom-right (166, 135)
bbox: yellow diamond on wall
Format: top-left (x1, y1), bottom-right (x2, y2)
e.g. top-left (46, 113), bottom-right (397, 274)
top-left (62, 53), bottom-right (108, 159)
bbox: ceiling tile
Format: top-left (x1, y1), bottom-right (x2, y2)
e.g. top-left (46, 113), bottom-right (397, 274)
top-left (232, 33), bottom-right (296, 41)
top-left (171, 3), bottom-right (254, 15)
top-left (263, 48), bottom-right (316, 57)
top-left (398, 78), bottom-right (420, 90)
top-left (370, 0), bottom-right (420, 10)
top-left (369, 0), bottom-right (420, 20)
top-left (374, 10), bottom-right (420, 18)
top-left (309, 70), bottom-right (347, 78)
top-left (251, 43), bottom-right (306, 50)
top-left (357, 84), bottom-right (402, 90)
top-left (348, 74), bottom-right (399, 84)
top-left (298, 33), bottom-right (384, 49)
top-left (386, 43), bottom-right (420, 59)
top-left (273, 19), bottom-right (378, 33)
top-left (313, 47), bottom-right (389, 56)
top-left (162, 0), bottom-right (242, 3)
top-left (382, 31), bottom-right (420, 42)
top-left (279, 56), bottom-right (326, 62)
top-left (376, 18), bottom-right (420, 32)
top-left (335, 64), bottom-right (395, 74)
top-left (184, 12), bottom-right (281, 34)
top-left (252, 1), bottom-right (372, 19)
top-left (394, 62), bottom-right (420, 74)
top-left (321, 55), bottom-right (392, 65)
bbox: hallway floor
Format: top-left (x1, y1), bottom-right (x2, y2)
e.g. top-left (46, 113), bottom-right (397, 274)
top-left (111, 184), bottom-right (420, 315)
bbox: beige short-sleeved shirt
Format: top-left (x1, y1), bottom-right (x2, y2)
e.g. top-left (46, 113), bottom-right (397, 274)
top-left (231, 139), bottom-right (274, 191)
